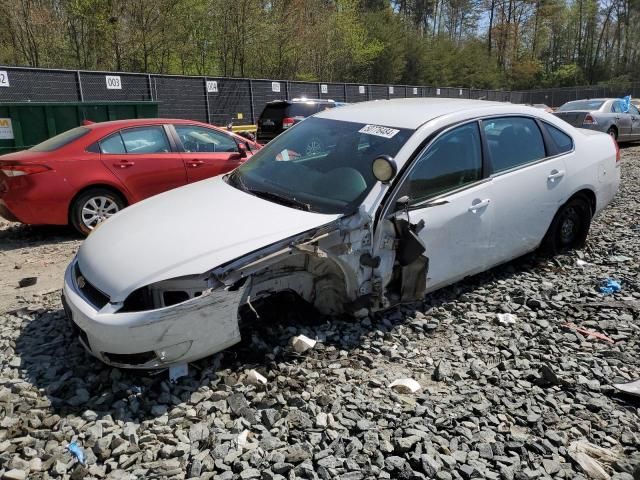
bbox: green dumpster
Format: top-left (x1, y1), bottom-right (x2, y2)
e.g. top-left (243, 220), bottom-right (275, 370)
top-left (0, 101), bottom-right (158, 154)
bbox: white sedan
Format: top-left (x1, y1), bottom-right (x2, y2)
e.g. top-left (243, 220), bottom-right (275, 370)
top-left (62, 99), bottom-right (620, 369)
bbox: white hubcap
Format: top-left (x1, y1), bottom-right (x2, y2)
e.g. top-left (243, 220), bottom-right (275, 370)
top-left (81, 196), bottom-right (119, 229)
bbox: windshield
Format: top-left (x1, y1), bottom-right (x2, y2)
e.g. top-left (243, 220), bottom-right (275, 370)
top-left (228, 117), bottom-right (413, 214)
top-left (30, 126), bottom-right (90, 152)
top-left (557, 100), bottom-right (604, 112)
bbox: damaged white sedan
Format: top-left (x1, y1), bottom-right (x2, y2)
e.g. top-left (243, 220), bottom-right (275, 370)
top-left (62, 99), bottom-right (621, 369)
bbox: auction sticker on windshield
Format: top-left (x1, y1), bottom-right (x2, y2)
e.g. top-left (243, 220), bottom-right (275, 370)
top-left (359, 124), bottom-right (400, 138)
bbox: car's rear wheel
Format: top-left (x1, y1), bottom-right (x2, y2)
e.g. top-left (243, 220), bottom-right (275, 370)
top-left (541, 195), bottom-right (592, 254)
top-left (607, 126), bottom-right (618, 141)
top-left (70, 188), bottom-right (126, 236)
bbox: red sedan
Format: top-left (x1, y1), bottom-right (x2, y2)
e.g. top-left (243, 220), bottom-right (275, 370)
top-left (0, 119), bottom-right (260, 234)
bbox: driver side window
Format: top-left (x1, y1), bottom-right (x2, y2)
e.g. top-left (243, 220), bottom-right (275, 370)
top-left (404, 122), bottom-right (483, 204)
top-left (175, 125), bottom-right (238, 153)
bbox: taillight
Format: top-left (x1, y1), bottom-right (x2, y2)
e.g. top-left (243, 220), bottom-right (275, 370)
top-left (612, 135), bottom-right (621, 164)
top-left (0, 164), bottom-right (52, 177)
top-left (583, 114), bottom-right (598, 125)
top-left (282, 117), bottom-right (295, 129)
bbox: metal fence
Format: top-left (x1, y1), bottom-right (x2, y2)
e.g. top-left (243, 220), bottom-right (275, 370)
top-left (0, 66), bottom-right (512, 126)
top-left (1, 66), bottom-right (637, 123)
top-left (511, 83), bottom-right (640, 108)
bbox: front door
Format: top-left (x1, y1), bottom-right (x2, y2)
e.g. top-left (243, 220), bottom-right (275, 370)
top-left (612, 100), bottom-right (632, 139)
top-left (173, 125), bottom-right (244, 183)
top-left (390, 121), bottom-right (495, 291)
top-left (481, 116), bottom-right (569, 265)
top-left (99, 125), bottom-right (187, 201)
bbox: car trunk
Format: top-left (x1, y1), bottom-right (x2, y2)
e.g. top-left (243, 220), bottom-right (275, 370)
top-left (553, 111), bottom-right (589, 127)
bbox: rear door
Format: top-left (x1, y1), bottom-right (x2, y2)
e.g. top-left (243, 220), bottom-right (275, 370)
top-left (99, 125), bottom-right (187, 201)
top-left (172, 124), bottom-right (244, 183)
top-left (482, 116), bottom-right (569, 265)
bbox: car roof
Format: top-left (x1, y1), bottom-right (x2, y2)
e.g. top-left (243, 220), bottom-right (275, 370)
top-left (84, 118), bottom-right (212, 131)
top-left (314, 98), bottom-right (505, 129)
top-left (565, 98), bottom-right (611, 103)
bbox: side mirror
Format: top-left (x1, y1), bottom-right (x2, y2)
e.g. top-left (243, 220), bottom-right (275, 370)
top-left (237, 142), bottom-right (248, 158)
top-left (372, 155), bottom-right (397, 183)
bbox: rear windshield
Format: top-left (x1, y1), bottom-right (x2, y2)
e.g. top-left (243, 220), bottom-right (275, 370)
top-left (557, 100), bottom-right (604, 112)
top-left (261, 102), bottom-right (324, 121)
top-left (30, 127), bottom-right (90, 152)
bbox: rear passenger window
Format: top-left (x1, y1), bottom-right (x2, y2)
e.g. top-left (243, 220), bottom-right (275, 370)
top-left (484, 117), bottom-right (546, 173)
top-left (99, 133), bottom-right (126, 154)
top-left (120, 127), bottom-right (170, 154)
top-left (545, 124), bottom-right (573, 153)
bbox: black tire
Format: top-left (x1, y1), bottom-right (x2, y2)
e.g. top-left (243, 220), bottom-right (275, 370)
top-left (607, 126), bottom-right (618, 141)
top-left (70, 187), bottom-right (126, 236)
top-left (541, 195), bottom-right (592, 255)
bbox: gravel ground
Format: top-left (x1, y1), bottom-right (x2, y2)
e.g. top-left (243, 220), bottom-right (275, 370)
top-left (1, 146), bottom-right (639, 480)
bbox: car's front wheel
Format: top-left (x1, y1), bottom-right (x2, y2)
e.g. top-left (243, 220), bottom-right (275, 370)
top-left (541, 195), bottom-right (592, 254)
top-left (70, 188), bottom-right (126, 236)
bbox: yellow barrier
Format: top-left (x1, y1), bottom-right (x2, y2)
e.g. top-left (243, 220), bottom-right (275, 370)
top-left (231, 124), bottom-right (257, 133)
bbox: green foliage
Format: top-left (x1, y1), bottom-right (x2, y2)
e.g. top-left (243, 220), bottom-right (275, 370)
top-left (0, 0), bottom-right (637, 89)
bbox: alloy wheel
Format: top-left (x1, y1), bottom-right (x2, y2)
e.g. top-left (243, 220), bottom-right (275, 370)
top-left (81, 196), bottom-right (119, 230)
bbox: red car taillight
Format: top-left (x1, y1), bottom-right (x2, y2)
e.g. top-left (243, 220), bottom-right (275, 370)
top-left (282, 117), bottom-right (295, 129)
top-left (612, 135), bottom-right (621, 164)
top-left (583, 114), bottom-right (598, 126)
top-left (0, 164), bottom-right (52, 177)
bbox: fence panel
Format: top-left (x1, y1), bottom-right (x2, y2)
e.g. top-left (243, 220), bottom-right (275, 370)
top-left (154, 76), bottom-right (207, 122)
top-left (0, 68), bottom-right (79, 102)
top-left (81, 72), bottom-right (150, 101)
top-left (345, 84), bottom-right (369, 102)
top-left (369, 85), bottom-right (388, 100)
top-left (406, 86), bottom-right (423, 97)
top-left (251, 80), bottom-right (286, 115)
top-left (387, 85), bottom-right (405, 99)
top-left (288, 81), bottom-right (319, 100)
top-left (207, 78), bottom-right (252, 126)
top-left (319, 83), bottom-right (346, 102)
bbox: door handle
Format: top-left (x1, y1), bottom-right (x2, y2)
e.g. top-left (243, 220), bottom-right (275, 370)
top-left (187, 160), bottom-right (205, 167)
top-left (547, 169), bottom-right (565, 182)
top-left (468, 199), bottom-right (491, 213)
top-left (114, 160), bottom-right (135, 168)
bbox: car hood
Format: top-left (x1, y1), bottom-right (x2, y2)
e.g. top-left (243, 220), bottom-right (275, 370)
top-left (77, 176), bottom-right (341, 302)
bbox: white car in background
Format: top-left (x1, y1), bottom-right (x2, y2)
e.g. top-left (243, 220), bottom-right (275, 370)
top-left (62, 99), bottom-right (620, 369)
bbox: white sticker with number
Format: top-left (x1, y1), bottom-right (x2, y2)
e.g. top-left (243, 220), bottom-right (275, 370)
top-left (0, 71), bottom-right (9, 87)
top-left (358, 124), bottom-right (400, 139)
top-left (0, 118), bottom-right (14, 139)
top-left (272, 82), bottom-right (281, 93)
top-left (106, 75), bottom-right (122, 90)
top-left (413, 87), bottom-right (418, 95)
top-left (436, 88), bottom-right (441, 95)
top-left (389, 86), bottom-right (394, 94)
top-left (206, 80), bottom-right (218, 93)
top-left (359, 85), bottom-right (365, 94)
top-left (320, 84), bottom-right (328, 94)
